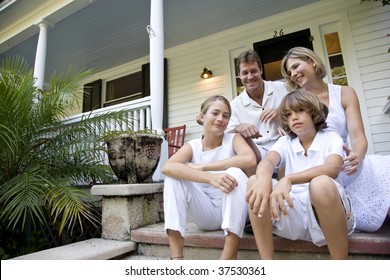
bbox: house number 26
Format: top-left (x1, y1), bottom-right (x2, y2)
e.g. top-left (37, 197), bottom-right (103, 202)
top-left (273, 29), bottom-right (284, 38)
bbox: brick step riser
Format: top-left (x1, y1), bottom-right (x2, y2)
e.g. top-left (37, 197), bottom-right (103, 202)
top-left (128, 242), bottom-right (388, 260)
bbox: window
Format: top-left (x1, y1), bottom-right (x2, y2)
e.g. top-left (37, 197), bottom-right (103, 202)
top-left (105, 72), bottom-right (144, 107)
top-left (83, 79), bottom-right (102, 112)
top-left (83, 65), bottom-right (147, 112)
top-left (324, 32), bottom-right (348, 86)
top-left (82, 59), bottom-right (167, 112)
top-left (233, 57), bottom-right (245, 95)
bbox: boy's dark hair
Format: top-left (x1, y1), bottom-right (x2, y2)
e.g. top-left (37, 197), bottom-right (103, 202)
top-left (278, 89), bottom-right (328, 138)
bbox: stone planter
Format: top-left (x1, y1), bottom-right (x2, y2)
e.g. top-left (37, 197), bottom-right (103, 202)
top-left (106, 133), bottom-right (163, 183)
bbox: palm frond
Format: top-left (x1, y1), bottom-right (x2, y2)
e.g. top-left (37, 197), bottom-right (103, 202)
top-left (0, 169), bottom-right (48, 230)
top-left (46, 67), bottom-right (93, 119)
top-left (47, 184), bottom-right (100, 234)
top-left (0, 56), bottom-right (123, 235)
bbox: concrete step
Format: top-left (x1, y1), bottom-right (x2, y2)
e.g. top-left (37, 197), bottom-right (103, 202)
top-left (129, 218), bottom-right (390, 260)
top-left (12, 238), bottom-right (137, 260)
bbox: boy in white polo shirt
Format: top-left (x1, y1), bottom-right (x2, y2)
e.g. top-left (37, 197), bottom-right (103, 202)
top-left (246, 89), bottom-right (355, 259)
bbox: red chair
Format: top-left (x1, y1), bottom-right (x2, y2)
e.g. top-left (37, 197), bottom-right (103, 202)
top-left (163, 125), bottom-right (186, 157)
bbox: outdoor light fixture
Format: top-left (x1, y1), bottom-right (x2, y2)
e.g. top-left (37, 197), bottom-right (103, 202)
top-left (200, 67), bottom-right (213, 79)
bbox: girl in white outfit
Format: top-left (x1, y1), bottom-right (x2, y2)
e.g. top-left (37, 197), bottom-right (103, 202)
top-left (281, 47), bottom-right (390, 232)
top-left (162, 95), bottom-right (257, 260)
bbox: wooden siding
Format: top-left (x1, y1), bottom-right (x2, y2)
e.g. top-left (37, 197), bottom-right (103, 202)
top-left (161, 0), bottom-right (389, 155)
top-left (78, 0), bottom-right (389, 155)
top-left (159, 1), bottom-right (390, 154)
top-left (349, 2), bottom-right (390, 155)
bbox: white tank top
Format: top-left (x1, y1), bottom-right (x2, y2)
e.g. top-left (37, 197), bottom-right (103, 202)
top-left (189, 133), bottom-right (236, 165)
top-left (325, 84), bottom-right (349, 145)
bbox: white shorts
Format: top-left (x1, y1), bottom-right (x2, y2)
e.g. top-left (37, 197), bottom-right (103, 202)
top-left (271, 178), bottom-right (356, 246)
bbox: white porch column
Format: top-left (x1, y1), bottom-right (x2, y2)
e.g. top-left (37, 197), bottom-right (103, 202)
top-left (149, 0), bottom-right (167, 182)
top-left (149, 0), bottom-right (164, 134)
top-left (33, 21), bottom-right (49, 89)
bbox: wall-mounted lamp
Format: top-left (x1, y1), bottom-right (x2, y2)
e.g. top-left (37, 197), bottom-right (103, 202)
top-left (200, 67), bottom-right (213, 79)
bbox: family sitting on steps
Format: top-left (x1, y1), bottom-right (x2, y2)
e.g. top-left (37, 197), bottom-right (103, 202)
top-left (161, 48), bottom-right (390, 260)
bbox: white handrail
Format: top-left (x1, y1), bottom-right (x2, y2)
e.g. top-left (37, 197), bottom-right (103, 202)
top-left (61, 97), bottom-right (152, 166)
top-left (63, 96), bottom-right (152, 131)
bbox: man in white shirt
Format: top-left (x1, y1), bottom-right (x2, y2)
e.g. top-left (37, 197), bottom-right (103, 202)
top-left (227, 49), bottom-right (288, 163)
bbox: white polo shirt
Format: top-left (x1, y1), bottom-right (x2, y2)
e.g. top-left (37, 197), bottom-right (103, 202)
top-left (271, 131), bottom-right (345, 193)
top-left (227, 80), bottom-right (288, 152)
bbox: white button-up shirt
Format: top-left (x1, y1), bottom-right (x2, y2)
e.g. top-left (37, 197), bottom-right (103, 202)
top-left (227, 80), bottom-right (288, 152)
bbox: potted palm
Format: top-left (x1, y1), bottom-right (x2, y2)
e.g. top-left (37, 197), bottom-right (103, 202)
top-left (0, 56), bottom-right (132, 256)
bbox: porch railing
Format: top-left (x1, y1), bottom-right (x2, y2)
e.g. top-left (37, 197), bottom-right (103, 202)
top-left (62, 96), bottom-right (152, 164)
top-left (63, 96), bottom-right (152, 130)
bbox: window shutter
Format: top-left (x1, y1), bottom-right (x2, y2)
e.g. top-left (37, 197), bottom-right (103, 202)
top-left (83, 79), bottom-right (102, 112)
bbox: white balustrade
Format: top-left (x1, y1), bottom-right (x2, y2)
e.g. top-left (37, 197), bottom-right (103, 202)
top-left (62, 96), bottom-right (152, 165)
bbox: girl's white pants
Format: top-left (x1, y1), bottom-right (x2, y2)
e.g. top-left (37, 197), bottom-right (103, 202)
top-left (163, 167), bottom-right (248, 238)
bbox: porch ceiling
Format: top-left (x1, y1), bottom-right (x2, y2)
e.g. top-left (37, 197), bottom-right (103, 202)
top-left (0, 0), bottom-right (321, 76)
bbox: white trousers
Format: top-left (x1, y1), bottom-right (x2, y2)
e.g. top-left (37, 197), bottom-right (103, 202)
top-left (163, 167), bottom-right (248, 238)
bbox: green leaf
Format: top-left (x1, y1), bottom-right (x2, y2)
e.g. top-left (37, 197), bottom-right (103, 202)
top-left (0, 56), bottom-right (124, 235)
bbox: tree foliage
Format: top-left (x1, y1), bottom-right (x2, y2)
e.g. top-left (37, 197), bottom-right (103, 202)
top-left (0, 56), bottom-right (127, 235)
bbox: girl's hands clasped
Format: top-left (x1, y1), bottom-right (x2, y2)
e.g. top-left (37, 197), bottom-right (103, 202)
top-left (209, 173), bottom-right (238, 193)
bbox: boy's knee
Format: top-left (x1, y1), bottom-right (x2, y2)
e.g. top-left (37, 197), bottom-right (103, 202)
top-left (309, 176), bottom-right (339, 203)
top-left (310, 175), bottom-right (334, 191)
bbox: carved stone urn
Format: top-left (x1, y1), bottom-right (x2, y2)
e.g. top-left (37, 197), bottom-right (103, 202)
top-left (106, 133), bottom-right (163, 184)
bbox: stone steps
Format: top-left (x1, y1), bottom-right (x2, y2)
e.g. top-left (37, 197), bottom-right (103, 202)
top-left (12, 238), bottom-right (136, 260)
top-left (11, 181), bottom-right (390, 261)
top-left (12, 219), bottom-right (390, 260)
top-left (128, 219), bottom-right (390, 260)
